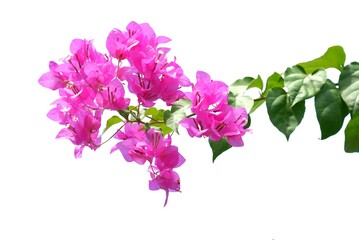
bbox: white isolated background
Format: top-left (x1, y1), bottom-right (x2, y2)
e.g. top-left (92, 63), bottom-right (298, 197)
top-left (1, 0), bottom-right (359, 239)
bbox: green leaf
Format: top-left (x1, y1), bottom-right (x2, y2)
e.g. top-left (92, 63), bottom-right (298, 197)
top-left (163, 110), bottom-right (172, 122)
top-left (344, 111), bottom-right (359, 153)
top-left (250, 99), bottom-right (264, 114)
top-left (229, 76), bottom-right (262, 112)
top-left (164, 109), bottom-right (186, 133)
top-left (146, 109), bottom-right (173, 135)
top-left (339, 62), bottom-right (359, 115)
top-left (150, 122), bottom-right (173, 136)
top-left (251, 72), bottom-right (284, 114)
top-left (229, 76), bottom-right (262, 95)
top-left (228, 92), bottom-right (254, 112)
top-left (128, 105), bottom-right (138, 111)
top-left (209, 138), bottom-right (232, 162)
top-left (145, 107), bottom-right (158, 117)
top-left (298, 45), bottom-right (346, 73)
top-left (102, 115), bottom-right (122, 134)
top-left (263, 72), bottom-right (284, 96)
top-left (144, 122), bottom-right (150, 130)
top-left (171, 98), bottom-right (191, 113)
top-left (118, 110), bottom-right (129, 120)
top-left (248, 75), bottom-right (263, 90)
top-left (244, 114), bottom-right (251, 129)
top-left (315, 79), bottom-right (349, 139)
top-left (156, 109), bottom-right (165, 120)
top-left (284, 66), bottom-right (327, 106)
top-left (229, 78), bottom-right (250, 96)
top-left (266, 87), bottom-right (306, 140)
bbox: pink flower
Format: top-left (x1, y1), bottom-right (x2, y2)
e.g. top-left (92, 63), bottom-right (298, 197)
top-left (111, 124), bottom-right (185, 167)
top-left (206, 104), bottom-right (249, 146)
top-left (178, 112), bottom-right (210, 138)
top-left (38, 61), bottom-right (67, 90)
top-left (54, 103), bottom-right (102, 158)
top-left (39, 38), bottom-right (130, 158)
top-left (180, 71), bottom-right (249, 147)
top-left (96, 79), bottom-right (130, 110)
top-left (106, 26), bottom-right (139, 60)
top-left (148, 167), bottom-right (181, 207)
top-left (145, 130), bottom-right (185, 206)
top-left (82, 61), bottom-right (116, 89)
top-left (111, 123), bottom-right (185, 206)
top-left (184, 71), bottom-right (229, 113)
top-left (145, 130), bottom-right (185, 169)
top-left (111, 123), bottom-right (151, 165)
top-left (107, 21), bottom-right (190, 107)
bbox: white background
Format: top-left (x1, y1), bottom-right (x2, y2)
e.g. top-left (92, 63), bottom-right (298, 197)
top-left (1, 0), bottom-right (359, 239)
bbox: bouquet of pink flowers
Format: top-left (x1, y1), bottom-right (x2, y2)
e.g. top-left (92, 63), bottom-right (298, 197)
top-left (38, 21), bottom-right (250, 206)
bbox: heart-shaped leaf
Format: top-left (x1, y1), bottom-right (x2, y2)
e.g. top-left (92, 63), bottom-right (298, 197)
top-left (102, 115), bottom-right (122, 134)
top-left (209, 138), bottom-right (232, 162)
top-left (344, 111), bottom-right (359, 153)
top-left (298, 45), bottom-right (346, 73)
top-left (266, 87), bottom-right (306, 140)
top-left (229, 76), bottom-right (262, 112)
top-left (315, 79), bottom-right (349, 139)
top-left (339, 62), bottom-right (359, 115)
top-left (284, 66), bottom-right (327, 106)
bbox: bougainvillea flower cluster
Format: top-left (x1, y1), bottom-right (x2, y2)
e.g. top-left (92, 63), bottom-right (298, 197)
top-left (111, 122), bottom-right (185, 205)
top-left (39, 38), bottom-right (130, 158)
top-left (39, 21), bottom-right (249, 206)
top-left (179, 71), bottom-right (249, 146)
